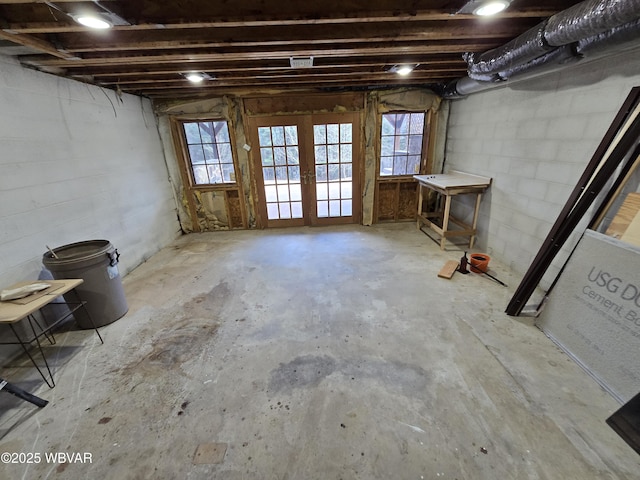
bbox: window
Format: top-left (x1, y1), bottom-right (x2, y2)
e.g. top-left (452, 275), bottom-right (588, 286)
top-left (182, 120), bottom-right (236, 185)
top-left (379, 112), bottom-right (426, 176)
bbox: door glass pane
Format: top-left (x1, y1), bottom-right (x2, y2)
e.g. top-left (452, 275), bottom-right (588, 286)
top-left (342, 199), bottom-right (353, 216)
top-left (258, 125), bottom-right (302, 220)
top-left (265, 185), bottom-right (277, 202)
top-left (277, 184), bottom-right (290, 202)
top-left (272, 127), bottom-right (285, 146)
top-left (291, 202), bottom-right (303, 217)
top-left (317, 201), bottom-right (329, 217)
top-left (258, 127), bottom-right (272, 146)
top-left (314, 125), bottom-right (326, 144)
top-left (279, 202), bottom-right (291, 219)
top-left (329, 200), bottom-right (341, 217)
top-left (285, 126), bottom-right (298, 145)
top-left (316, 183), bottom-right (328, 201)
top-left (314, 121), bottom-right (354, 218)
top-left (290, 184), bottom-right (302, 201)
top-left (315, 146), bottom-right (327, 164)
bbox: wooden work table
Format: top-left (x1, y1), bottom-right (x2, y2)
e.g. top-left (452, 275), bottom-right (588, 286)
top-left (0, 279), bottom-right (103, 388)
top-left (414, 171), bottom-right (492, 250)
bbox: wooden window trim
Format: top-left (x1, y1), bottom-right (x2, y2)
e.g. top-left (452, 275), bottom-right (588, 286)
top-left (172, 116), bottom-right (241, 190)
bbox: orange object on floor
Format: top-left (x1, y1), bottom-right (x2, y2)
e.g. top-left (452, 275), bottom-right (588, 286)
top-left (469, 254), bottom-right (490, 273)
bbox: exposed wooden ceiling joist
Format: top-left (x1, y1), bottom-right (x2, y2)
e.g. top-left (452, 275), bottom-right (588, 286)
top-left (0, 0), bottom-right (585, 99)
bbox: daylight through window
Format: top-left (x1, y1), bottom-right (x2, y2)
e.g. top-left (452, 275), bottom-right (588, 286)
top-left (183, 120), bottom-right (236, 184)
top-left (379, 112), bottom-right (426, 176)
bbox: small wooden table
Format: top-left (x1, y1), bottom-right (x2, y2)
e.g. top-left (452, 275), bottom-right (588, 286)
top-left (0, 279), bottom-right (104, 388)
top-left (414, 171), bottom-right (492, 250)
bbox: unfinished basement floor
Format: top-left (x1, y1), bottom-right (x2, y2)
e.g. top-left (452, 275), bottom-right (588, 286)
top-left (1, 224), bottom-right (638, 479)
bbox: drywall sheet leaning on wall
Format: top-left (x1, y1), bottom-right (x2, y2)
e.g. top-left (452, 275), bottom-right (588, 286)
top-left (537, 229), bottom-right (640, 403)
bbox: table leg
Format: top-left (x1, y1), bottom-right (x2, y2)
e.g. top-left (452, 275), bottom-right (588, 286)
top-left (10, 319), bottom-right (55, 388)
top-left (31, 315), bottom-right (56, 345)
top-left (469, 193), bottom-right (483, 249)
top-left (441, 194), bottom-right (452, 250)
top-left (73, 289), bottom-right (104, 344)
top-left (416, 184), bottom-right (424, 230)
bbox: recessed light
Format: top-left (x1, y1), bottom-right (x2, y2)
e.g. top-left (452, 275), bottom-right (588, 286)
top-left (183, 72), bottom-right (214, 84)
top-left (74, 14), bottom-right (112, 29)
top-left (396, 65), bottom-right (414, 76)
top-left (185, 73), bottom-right (205, 83)
top-left (389, 64), bottom-right (418, 76)
top-left (473, 0), bottom-right (510, 16)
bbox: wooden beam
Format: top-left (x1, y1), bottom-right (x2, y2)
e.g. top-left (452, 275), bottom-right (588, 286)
top-left (63, 33), bottom-right (514, 54)
top-left (21, 43), bottom-right (492, 68)
top-left (0, 29), bottom-right (78, 59)
top-left (3, 10), bottom-right (561, 34)
top-left (97, 65), bottom-right (467, 84)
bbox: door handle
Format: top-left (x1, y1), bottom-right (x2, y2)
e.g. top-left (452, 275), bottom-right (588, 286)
top-left (302, 170), bottom-right (316, 185)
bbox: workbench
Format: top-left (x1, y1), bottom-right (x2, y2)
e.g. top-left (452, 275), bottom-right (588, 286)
top-left (414, 171), bottom-right (492, 250)
top-left (0, 279), bottom-right (103, 388)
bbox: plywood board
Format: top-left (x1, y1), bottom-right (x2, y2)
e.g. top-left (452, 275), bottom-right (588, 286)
top-left (376, 183), bottom-right (397, 221)
top-left (620, 211), bottom-right (640, 247)
top-left (438, 260), bottom-right (459, 279)
top-left (398, 181), bottom-right (418, 220)
top-left (606, 192), bottom-right (640, 242)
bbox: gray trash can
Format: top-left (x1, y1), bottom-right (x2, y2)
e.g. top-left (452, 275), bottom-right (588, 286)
top-left (42, 240), bottom-right (128, 329)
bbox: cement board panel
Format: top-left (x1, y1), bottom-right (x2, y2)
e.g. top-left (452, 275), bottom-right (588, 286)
top-left (537, 229), bottom-right (640, 403)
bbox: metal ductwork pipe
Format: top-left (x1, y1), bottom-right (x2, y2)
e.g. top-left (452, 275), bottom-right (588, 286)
top-left (443, 0), bottom-right (640, 98)
top-left (464, 22), bottom-right (553, 81)
top-left (545, 0), bottom-right (640, 45)
top-left (577, 17), bottom-right (640, 56)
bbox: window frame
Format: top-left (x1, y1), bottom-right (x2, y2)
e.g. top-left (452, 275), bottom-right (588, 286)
top-left (176, 117), bottom-right (240, 189)
top-left (377, 110), bottom-right (431, 179)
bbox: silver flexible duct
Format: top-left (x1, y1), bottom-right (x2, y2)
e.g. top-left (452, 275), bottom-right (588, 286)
top-left (444, 0), bottom-right (640, 98)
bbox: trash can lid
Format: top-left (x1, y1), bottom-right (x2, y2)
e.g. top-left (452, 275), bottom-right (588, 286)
top-left (43, 240), bottom-right (112, 264)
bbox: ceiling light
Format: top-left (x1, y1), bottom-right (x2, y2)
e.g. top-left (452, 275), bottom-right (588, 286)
top-left (473, 0), bottom-right (510, 16)
top-left (183, 72), bottom-right (214, 84)
top-left (389, 64), bottom-right (418, 76)
top-left (185, 73), bottom-right (205, 83)
top-left (74, 14), bottom-right (112, 29)
top-left (396, 65), bottom-right (414, 76)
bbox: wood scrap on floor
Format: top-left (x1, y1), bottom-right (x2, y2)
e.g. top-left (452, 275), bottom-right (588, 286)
top-left (438, 260), bottom-right (459, 279)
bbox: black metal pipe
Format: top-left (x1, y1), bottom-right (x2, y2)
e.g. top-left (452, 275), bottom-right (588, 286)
top-left (0, 378), bottom-right (48, 408)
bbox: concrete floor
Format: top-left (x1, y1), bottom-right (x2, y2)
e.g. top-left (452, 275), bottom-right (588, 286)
top-left (0, 224), bottom-right (638, 479)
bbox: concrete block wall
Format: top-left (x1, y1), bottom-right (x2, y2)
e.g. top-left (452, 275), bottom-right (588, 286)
top-left (445, 48), bottom-right (640, 296)
top-left (0, 55), bottom-right (181, 289)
